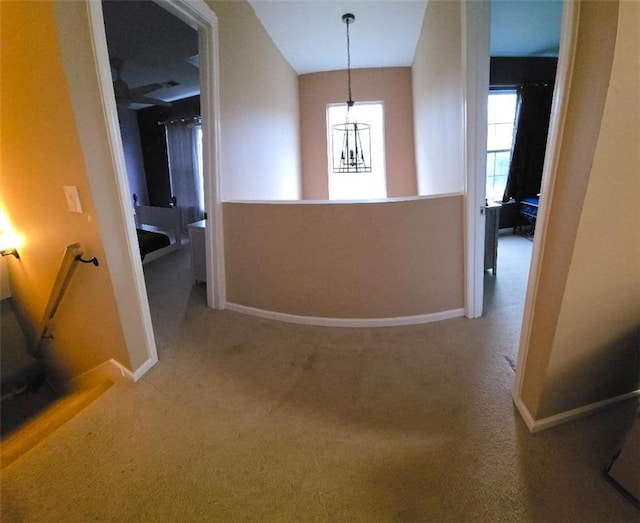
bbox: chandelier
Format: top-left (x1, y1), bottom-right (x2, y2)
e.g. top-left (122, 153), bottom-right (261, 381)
top-left (332, 13), bottom-right (371, 174)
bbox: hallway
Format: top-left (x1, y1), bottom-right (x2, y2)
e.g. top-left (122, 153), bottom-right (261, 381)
top-left (1, 235), bottom-right (637, 521)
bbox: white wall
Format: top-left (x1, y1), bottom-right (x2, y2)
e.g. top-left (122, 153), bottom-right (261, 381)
top-left (209, 1), bottom-right (301, 201)
top-left (412, 0), bottom-right (464, 195)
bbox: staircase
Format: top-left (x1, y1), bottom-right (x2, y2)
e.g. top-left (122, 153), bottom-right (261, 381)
top-left (1, 297), bottom-right (113, 468)
top-left (1, 378), bottom-right (112, 468)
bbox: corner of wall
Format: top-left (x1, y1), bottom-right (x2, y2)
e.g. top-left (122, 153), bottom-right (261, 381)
top-left (516, 0), bottom-right (637, 430)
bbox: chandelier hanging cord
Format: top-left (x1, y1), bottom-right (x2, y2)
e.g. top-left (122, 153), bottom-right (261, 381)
top-left (343, 13), bottom-right (355, 108)
top-left (332, 12), bottom-right (371, 174)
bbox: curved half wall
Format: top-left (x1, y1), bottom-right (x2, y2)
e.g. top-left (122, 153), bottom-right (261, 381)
top-left (223, 195), bottom-right (464, 326)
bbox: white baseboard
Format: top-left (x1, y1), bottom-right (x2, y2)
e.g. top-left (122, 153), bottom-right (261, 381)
top-left (68, 356), bottom-right (157, 389)
top-left (66, 359), bottom-right (127, 390)
top-left (514, 389), bottom-right (640, 433)
top-left (130, 356), bottom-right (158, 381)
top-left (513, 394), bottom-right (536, 431)
top-left (226, 303), bottom-right (465, 328)
top-left (108, 356), bottom-right (157, 382)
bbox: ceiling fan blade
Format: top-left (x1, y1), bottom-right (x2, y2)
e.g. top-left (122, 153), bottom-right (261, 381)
top-left (109, 57), bottom-right (177, 107)
top-left (129, 83), bottom-right (165, 97)
top-left (132, 95), bottom-right (173, 107)
top-left (130, 79), bottom-right (179, 97)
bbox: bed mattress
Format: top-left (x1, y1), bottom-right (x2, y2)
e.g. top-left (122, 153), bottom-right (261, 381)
top-left (136, 228), bottom-right (170, 260)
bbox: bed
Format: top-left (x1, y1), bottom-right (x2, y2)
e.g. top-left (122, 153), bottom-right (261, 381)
top-left (134, 198), bottom-right (182, 263)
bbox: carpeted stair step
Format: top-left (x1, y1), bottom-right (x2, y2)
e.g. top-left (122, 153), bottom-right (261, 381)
top-left (1, 379), bottom-right (113, 468)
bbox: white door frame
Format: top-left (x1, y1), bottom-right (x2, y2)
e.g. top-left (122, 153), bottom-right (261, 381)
top-left (511, 1), bottom-right (580, 422)
top-left (461, 0), bottom-right (491, 319)
top-left (82, 0), bottom-right (224, 378)
top-left (461, 0), bottom-right (580, 423)
top-left (155, 0), bottom-right (226, 310)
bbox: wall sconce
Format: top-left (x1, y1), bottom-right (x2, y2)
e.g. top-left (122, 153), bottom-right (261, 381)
top-left (0, 230), bottom-right (20, 259)
top-left (1, 247), bottom-right (20, 259)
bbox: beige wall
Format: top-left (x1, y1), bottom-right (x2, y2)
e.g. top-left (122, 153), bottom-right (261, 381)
top-left (224, 196), bottom-right (463, 319)
top-left (0, 1), bottom-right (130, 383)
top-left (299, 68), bottom-right (418, 200)
top-left (536, 0), bottom-right (640, 418)
top-left (0, 258), bottom-right (10, 300)
top-left (520, 0), bottom-right (639, 419)
top-left (208, 1), bottom-right (301, 201)
top-left (412, 0), bottom-right (464, 195)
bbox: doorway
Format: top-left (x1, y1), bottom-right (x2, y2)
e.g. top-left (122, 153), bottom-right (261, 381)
top-left (481, 1), bottom-right (562, 323)
top-left (463, 0), bottom-right (581, 409)
top-left (463, 0), bottom-right (564, 319)
top-left (483, 79), bottom-right (557, 317)
top-left (100, 0), bottom-right (207, 358)
top-left (72, 0), bottom-right (224, 376)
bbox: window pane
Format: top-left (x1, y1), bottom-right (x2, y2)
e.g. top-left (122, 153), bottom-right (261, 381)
top-left (486, 152), bottom-right (497, 178)
top-left (194, 126), bottom-right (204, 214)
top-left (494, 151), bottom-right (511, 176)
top-left (486, 177), bottom-right (495, 200)
top-left (327, 102), bottom-right (386, 200)
top-left (488, 92), bottom-right (517, 124)
top-left (486, 173), bottom-right (508, 202)
top-left (493, 123), bottom-right (514, 150)
top-left (494, 175), bottom-right (508, 199)
top-left (486, 92), bottom-right (517, 201)
top-left (486, 125), bottom-right (496, 150)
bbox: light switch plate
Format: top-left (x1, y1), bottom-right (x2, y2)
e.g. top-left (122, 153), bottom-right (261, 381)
top-left (63, 186), bottom-right (83, 214)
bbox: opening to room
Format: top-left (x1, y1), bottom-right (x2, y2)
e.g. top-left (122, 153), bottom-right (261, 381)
top-left (102, 0), bottom-right (206, 358)
top-left (482, 0), bottom-right (561, 317)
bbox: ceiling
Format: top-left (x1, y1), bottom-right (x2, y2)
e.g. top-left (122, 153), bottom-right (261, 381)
top-left (490, 0), bottom-right (563, 57)
top-left (250, 0), bottom-right (562, 75)
top-left (102, 0), bottom-right (562, 109)
top-left (102, 0), bottom-right (200, 109)
top-left (248, 1), bottom-right (428, 75)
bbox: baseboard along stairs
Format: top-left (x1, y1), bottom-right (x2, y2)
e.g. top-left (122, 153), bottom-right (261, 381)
top-left (1, 378), bottom-right (113, 469)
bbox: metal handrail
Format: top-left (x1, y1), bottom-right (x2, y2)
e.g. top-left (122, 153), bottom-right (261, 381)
top-left (31, 243), bottom-right (99, 357)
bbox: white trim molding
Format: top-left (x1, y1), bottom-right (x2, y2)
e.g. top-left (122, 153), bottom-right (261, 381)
top-left (515, 390), bottom-right (640, 433)
top-left (109, 357), bottom-right (158, 382)
top-left (227, 193), bottom-right (464, 205)
top-left (55, 1), bottom-right (160, 381)
top-left (157, 0), bottom-right (226, 311)
top-left (66, 357), bottom-right (159, 390)
top-left (226, 303), bottom-right (465, 328)
top-left (512, 1), bottom-right (581, 414)
top-left (461, 0), bottom-right (491, 319)
top-left (80, 0), bottom-right (224, 383)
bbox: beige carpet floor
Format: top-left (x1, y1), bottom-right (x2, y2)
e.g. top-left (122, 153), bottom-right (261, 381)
top-left (1, 233), bottom-right (638, 522)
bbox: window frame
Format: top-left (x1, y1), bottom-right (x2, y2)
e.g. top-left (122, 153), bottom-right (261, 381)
top-left (325, 101), bottom-right (387, 201)
top-left (486, 89), bottom-right (517, 202)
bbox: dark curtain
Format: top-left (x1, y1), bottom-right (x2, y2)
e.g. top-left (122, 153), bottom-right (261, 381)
top-left (502, 84), bottom-right (554, 202)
